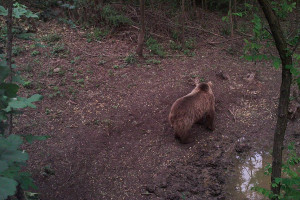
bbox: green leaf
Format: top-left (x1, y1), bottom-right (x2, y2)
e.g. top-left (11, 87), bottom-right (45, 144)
top-left (272, 183), bottom-right (278, 188)
top-left (0, 177), bottom-right (18, 200)
top-left (27, 94), bottom-right (43, 103)
top-left (0, 161), bottom-right (8, 173)
top-left (12, 74), bottom-right (24, 84)
top-left (275, 178), bottom-right (281, 184)
top-left (0, 83), bottom-right (19, 98)
top-left (2, 150), bottom-right (28, 163)
top-left (15, 33), bottom-right (35, 40)
top-left (18, 172), bottom-right (37, 190)
top-left (0, 64), bottom-right (10, 82)
top-left (294, 53), bottom-right (300, 60)
top-left (273, 58), bottom-right (281, 69)
top-left (0, 6), bottom-right (8, 16)
top-left (23, 135), bottom-right (50, 144)
top-left (6, 134), bottom-right (23, 149)
top-left (232, 12), bottom-right (243, 17)
top-left (290, 68), bottom-right (298, 76)
top-left (222, 16), bottom-right (228, 22)
top-left (8, 100), bottom-right (27, 109)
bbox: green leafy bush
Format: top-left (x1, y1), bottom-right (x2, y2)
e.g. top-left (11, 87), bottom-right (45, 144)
top-left (125, 54), bottom-right (136, 64)
top-left (12, 46), bottom-right (25, 56)
top-left (51, 44), bottom-right (67, 56)
top-left (0, 134), bottom-right (31, 200)
top-left (102, 5), bottom-right (132, 27)
top-left (41, 33), bottom-right (61, 44)
top-left (146, 37), bottom-right (165, 57)
top-left (169, 40), bottom-right (182, 51)
top-left (184, 38), bottom-right (196, 50)
top-left (85, 28), bottom-right (109, 42)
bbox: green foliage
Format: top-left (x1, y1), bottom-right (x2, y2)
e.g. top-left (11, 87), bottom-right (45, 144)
top-left (0, 134), bottom-right (48, 200)
top-left (58, 18), bottom-right (77, 28)
top-left (0, 3), bottom-right (38, 18)
top-left (0, 135), bottom-right (36, 200)
top-left (146, 37), bottom-right (165, 57)
top-left (125, 54), bottom-right (136, 64)
top-left (146, 59), bottom-right (161, 65)
top-left (51, 44), bottom-right (66, 56)
top-left (184, 38), bottom-right (196, 50)
top-left (94, 28), bottom-right (109, 40)
top-left (252, 143), bottom-right (300, 199)
top-left (41, 33), bottom-right (61, 45)
top-left (102, 5), bottom-right (132, 28)
top-left (0, 57), bottom-right (43, 124)
top-left (222, 11), bottom-right (244, 23)
top-left (169, 40), bottom-right (182, 51)
top-left (0, 4), bottom-right (47, 199)
top-left (271, 0), bottom-right (296, 19)
top-left (12, 46), bottom-right (25, 56)
top-left (85, 28), bottom-right (109, 42)
top-left (31, 50), bottom-right (41, 57)
top-left (0, 26), bottom-right (35, 43)
top-left (242, 1), bottom-right (299, 88)
top-left (183, 49), bottom-right (195, 57)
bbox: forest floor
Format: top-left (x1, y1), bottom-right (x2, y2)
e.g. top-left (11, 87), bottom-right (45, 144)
top-left (13, 18), bottom-right (300, 200)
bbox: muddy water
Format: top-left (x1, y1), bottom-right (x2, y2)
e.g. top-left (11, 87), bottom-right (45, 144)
top-left (226, 151), bottom-right (272, 200)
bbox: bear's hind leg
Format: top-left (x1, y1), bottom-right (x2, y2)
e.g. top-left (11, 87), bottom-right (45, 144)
top-left (205, 110), bottom-right (215, 131)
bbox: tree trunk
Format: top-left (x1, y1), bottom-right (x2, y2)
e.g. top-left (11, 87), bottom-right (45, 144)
top-left (229, 0), bottom-right (234, 37)
top-left (136, 0), bottom-right (145, 57)
top-left (5, 0), bottom-right (13, 136)
top-left (233, 0), bottom-right (237, 29)
top-left (257, 0), bottom-right (293, 198)
top-left (193, 0), bottom-right (197, 19)
top-left (181, 0), bottom-right (185, 46)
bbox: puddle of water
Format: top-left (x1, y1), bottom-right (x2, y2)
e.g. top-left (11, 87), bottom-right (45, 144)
top-left (227, 151), bottom-right (272, 200)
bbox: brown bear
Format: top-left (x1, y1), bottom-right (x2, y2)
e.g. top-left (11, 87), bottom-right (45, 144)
top-left (168, 80), bottom-right (215, 143)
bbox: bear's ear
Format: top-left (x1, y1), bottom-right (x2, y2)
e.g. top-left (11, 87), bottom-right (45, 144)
top-left (207, 81), bottom-right (213, 87)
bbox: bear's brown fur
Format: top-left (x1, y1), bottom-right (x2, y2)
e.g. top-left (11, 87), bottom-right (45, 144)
top-left (168, 80), bottom-right (215, 143)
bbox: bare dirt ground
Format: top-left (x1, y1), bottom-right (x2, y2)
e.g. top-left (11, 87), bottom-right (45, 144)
top-left (14, 20), bottom-right (300, 200)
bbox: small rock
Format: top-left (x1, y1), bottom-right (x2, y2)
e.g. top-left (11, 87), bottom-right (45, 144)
top-left (160, 179), bottom-right (168, 188)
top-left (146, 185), bottom-right (155, 193)
top-left (54, 68), bottom-right (61, 73)
top-left (235, 143), bottom-right (251, 153)
top-left (216, 70), bottom-right (230, 80)
top-left (244, 72), bottom-right (255, 82)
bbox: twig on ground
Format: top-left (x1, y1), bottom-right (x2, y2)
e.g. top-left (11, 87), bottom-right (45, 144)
top-left (228, 108), bottom-right (236, 122)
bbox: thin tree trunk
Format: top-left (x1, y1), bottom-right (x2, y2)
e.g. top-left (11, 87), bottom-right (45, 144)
top-left (229, 0), bottom-right (234, 37)
top-left (233, 0), bottom-right (237, 29)
top-left (136, 0), bottom-right (145, 57)
top-left (181, 0), bottom-right (185, 46)
top-left (257, 0), bottom-right (293, 198)
top-left (5, 0), bottom-right (14, 136)
top-left (193, 0), bottom-right (197, 18)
